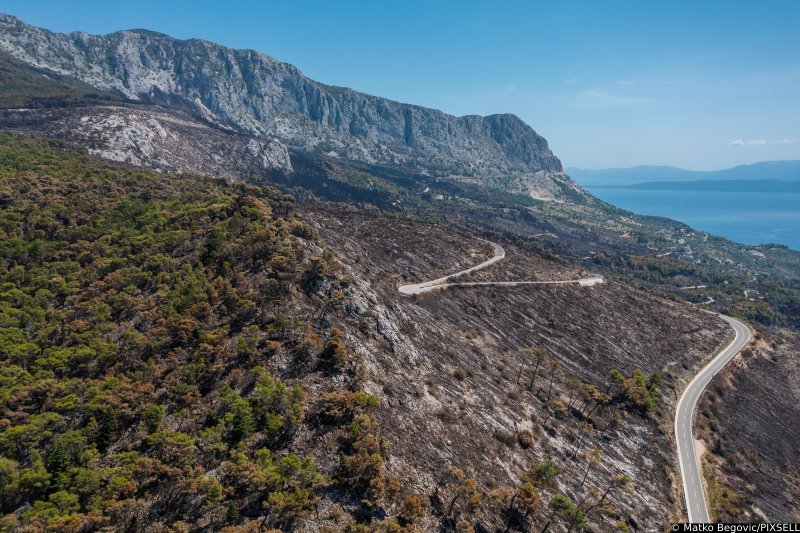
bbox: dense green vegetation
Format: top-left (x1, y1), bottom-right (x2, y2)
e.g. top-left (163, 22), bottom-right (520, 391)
top-left (0, 134), bottom-right (392, 530)
top-left (607, 369), bottom-right (663, 414)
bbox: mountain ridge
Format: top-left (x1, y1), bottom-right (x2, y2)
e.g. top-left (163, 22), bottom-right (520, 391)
top-left (0, 13), bottom-right (566, 193)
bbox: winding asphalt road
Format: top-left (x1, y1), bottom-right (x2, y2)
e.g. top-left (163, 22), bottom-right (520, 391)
top-left (397, 240), bottom-right (603, 295)
top-left (675, 314), bottom-right (751, 523)
top-left (398, 238), bottom-right (751, 523)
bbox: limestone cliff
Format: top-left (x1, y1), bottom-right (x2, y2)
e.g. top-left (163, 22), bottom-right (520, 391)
top-left (0, 14), bottom-right (570, 197)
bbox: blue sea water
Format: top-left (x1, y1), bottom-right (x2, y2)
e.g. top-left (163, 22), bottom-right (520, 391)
top-left (584, 187), bottom-right (800, 251)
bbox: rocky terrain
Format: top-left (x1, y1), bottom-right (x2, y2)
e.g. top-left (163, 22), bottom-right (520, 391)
top-left (0, 101), bottom-right (292, 177)
top-left (0, 13), bottom-right (570, 198)
top-left (0, 11), bottom-right (798, 530)
top-left (3, 12), bottom-right (799, 303)
top-left (306, 208), bottom-right (731, 530)
top-left (0, 135), bottom-right (734, 531)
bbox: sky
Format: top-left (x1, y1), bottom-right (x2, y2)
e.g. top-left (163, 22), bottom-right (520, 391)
top-left (1, 0), bottom-right (799, 170)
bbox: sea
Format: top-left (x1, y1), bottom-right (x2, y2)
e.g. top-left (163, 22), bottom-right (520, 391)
top-left (583, 187), bottom-right (800, 251)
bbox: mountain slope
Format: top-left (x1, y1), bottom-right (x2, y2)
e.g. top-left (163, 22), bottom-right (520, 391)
top-left (697, 329), bottom-right (800, 522)
top-left (0, 13), bottom-right (564, 188)
top-left (0, 134), bottom-right (734, 530)
top-left (0, 12), bottom-right (798, 530)
top-left (0, 97), bottom-right (293, 177)
top-left (0, 50), bottom-right (117, 108)
top-left (0, 14), bottom-right (796, 328)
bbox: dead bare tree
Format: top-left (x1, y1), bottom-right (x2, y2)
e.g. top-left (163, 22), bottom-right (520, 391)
top-left (545, 358), bottom-right (560, 401)
top-left (527, 348), bottom-right (547, 391)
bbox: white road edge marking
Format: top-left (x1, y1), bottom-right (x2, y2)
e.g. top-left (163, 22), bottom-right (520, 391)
top-left (396, 237), bottom-right (749, 524)
top-left (398, 239), bottom-right (603, 295)
top-left (675, 315), bottom-right (751, 523)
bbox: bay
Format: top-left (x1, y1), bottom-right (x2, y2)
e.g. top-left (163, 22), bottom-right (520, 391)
top-left (584, 187), bottom-right (800, 251)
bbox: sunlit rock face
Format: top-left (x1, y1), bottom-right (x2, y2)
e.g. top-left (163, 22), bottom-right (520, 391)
top-left (0, 14), bottom-right (579, 200)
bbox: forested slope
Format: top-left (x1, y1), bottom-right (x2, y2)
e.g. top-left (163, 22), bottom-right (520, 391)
top-left (0, 134), bottom-right (733, 531)
top-left (0, 134), bottom-right (377, 530)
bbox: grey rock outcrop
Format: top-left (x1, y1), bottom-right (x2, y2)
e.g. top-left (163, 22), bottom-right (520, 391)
top-left (0, 13), bottom-right (568, 196)
top-left (0, 104), bottom-right (292, 176)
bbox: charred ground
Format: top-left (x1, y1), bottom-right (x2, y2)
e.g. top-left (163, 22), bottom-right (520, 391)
top-left (307, 208), bottom-right (730, 530)
top-left (0, 135), bottom-right (738, 531)
top-left (0, 46), bottom-right (797, 530)
top-left (696, 329), bottom-right (800, 522)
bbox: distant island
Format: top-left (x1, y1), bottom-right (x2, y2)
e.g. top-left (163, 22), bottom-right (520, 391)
top-left (568, 160), bottom-right (800, 186)
top-left (594, 178), bottom-right (800, 193)
top-left (581, 166), bottom-right (800, 251)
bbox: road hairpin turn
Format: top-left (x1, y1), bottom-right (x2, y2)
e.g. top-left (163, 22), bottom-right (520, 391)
top-left (398, 237), bottom-right (752, 524)
top-left (397, 239), bottom-right (603, 295)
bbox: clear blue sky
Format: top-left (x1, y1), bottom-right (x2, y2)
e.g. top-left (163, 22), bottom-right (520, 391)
top-left (2, 0), bottom-right (799, 170)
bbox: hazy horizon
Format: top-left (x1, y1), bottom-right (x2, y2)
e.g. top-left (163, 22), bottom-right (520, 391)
top-left (1, 0), bottom-right (798, 170)
top-left (567, 159), bottom-right (800, 173)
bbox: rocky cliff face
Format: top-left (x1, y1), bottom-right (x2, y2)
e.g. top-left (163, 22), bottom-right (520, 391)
top-left (0, 14), bottom-right (565, 189)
